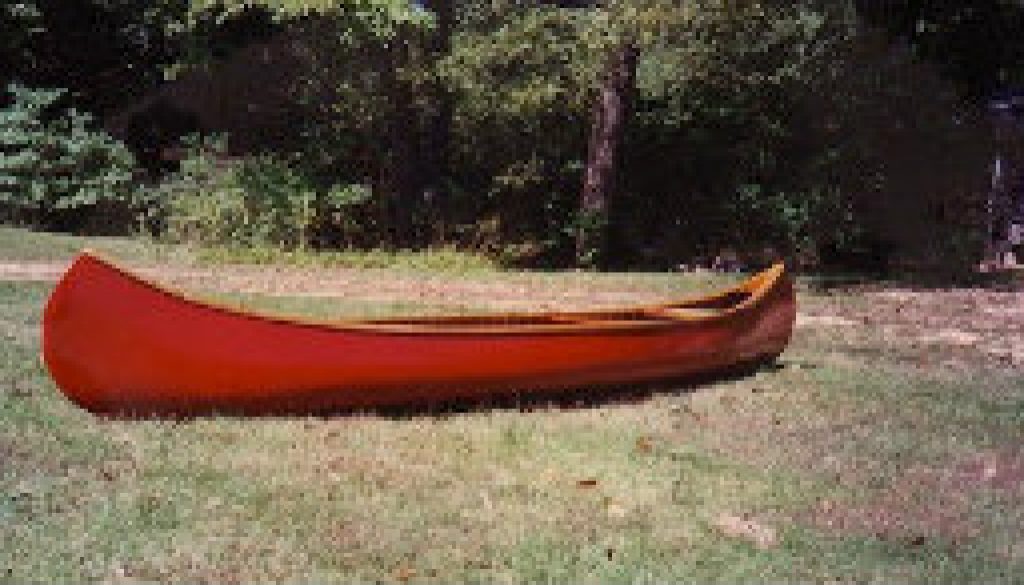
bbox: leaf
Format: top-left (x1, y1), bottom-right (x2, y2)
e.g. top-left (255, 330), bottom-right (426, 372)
top-left (393, 566), bottom-right (417, 581)
top-left (635, 436), bottom-right (654, 453)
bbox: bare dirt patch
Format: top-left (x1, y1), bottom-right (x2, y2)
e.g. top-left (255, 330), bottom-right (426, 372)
top-left (798, 287), bottom-right (1024, 369)
top-left (795, 314), bottom-right (858, 328)
top-left (807, 449), bottom-right (1024, 544)
top-left (0, 261), bottom-right (68, 282)
top-left (952, 450), bottom-right (1024, 492)
top-left (714, 514), bottom-right (779, 549)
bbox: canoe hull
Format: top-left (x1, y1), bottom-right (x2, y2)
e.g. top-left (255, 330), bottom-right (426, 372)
top-left (42, 255), bottom-right (795, 415)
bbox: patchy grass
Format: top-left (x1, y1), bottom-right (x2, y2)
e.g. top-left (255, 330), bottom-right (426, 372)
top-left (0, 226), bottom-right (185, 264)
top-left (0, 227), bottom-right (496, 274)
top-left (0, 227), bottom-right (742, 312)
top-left (2, 229), bottom-right (1024, 582)
top-left (196, 244), bottom-right (501, 274)
top-left (202, 290), bottom-right (485, 321)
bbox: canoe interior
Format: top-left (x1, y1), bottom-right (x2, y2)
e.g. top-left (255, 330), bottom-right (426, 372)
top-left (363, 294), bottom-right (751, 326)
top-left (67, 250), bottom-right (775, 332)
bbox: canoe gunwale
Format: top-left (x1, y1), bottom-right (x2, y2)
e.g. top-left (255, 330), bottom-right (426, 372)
top-left (71, 249), bottom-right (788, 336)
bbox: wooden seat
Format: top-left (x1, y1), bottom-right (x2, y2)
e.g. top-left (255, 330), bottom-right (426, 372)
top-left (649, 307), bottom-right (722, 319)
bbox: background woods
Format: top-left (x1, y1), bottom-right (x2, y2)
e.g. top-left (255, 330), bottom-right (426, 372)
top-left (3, 0), bottom-right (1023, 274)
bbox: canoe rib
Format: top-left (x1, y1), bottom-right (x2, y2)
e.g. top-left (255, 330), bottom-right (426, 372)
top-left (42, 252), bottom-right (796, 415)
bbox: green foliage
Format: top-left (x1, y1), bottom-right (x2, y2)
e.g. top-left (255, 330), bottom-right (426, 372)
top-left (443, 7), bottom-right (599, 117)
top-left (158, 136), bottom-right (375, 250)
top-left (188, 0), bottom-right (431, 38)
top-left (568, 208), bottom-right (610, 269)
top-left (0, 0), bottom-right (999, 275)
top-left (178, 0), bottom-right (978, 272)
top-left (0, 84), bottom-right (140, 230)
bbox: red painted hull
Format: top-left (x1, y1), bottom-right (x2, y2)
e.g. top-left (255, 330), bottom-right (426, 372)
top-left (42, 253), bottom-right (795, 415)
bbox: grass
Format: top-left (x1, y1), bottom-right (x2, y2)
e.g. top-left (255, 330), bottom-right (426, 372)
top-left (0, 226), bottom-right (184, 264)
top-left (196, 244), bottom-right (501, 274)
top-left (0, 226), bottom-right (497, 274)
top-left (203, 291), bottom-right (483, 321)
top-left (2, 228), bottom-right (1024, 582)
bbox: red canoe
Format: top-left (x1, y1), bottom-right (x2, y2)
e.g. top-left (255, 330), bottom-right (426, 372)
top-left (42, 252), bottom-right (795, 415)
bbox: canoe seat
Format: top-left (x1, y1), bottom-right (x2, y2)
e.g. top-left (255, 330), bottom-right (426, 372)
top-left (649, 307), bottom-right (722, 319)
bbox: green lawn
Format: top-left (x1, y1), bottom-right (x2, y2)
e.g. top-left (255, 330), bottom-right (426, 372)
top-left (2, 229), bottom-right (1023, 583)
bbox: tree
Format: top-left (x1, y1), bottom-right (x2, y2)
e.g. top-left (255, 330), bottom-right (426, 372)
top-left (187, 1), bottom-right (440, 246)
top-left (573, 0), bottom-right (830, 266)
top-left (577, 40), bottom-right (637, 266)
top-left (573, 1), bottom-right (670, 267)
top-left (0, 85), bottom-right (139, 230)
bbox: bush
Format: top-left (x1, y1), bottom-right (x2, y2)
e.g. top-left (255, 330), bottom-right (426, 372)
top-left (0, 84), bottom-right (141, 231)
top-left (157, 137), bottom-right (373, 250)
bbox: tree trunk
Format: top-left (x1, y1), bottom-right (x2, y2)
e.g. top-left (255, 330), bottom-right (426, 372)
top-left (576, 42), bottom-right (638, 268)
